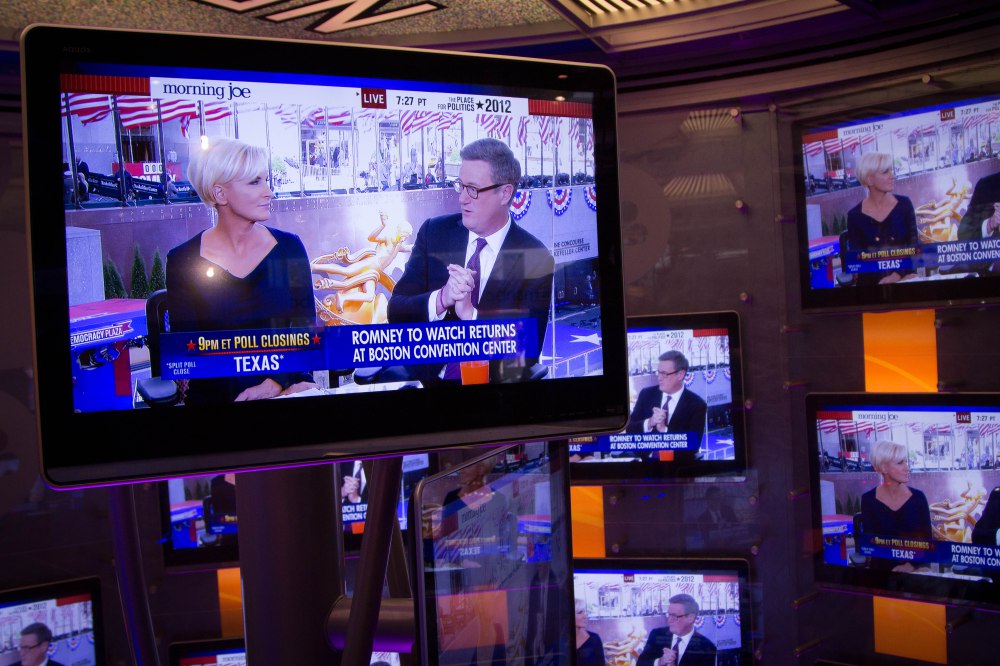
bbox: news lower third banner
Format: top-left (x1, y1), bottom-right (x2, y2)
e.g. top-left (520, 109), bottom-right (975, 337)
top-left (569, 432), bottom-right (700, 453)
top-left (857, 534), bottom-right (1000, 571)
top-left (158, 318), bottom-right (537, 380)
top-left (844, 237), bottom-right (1000, 274)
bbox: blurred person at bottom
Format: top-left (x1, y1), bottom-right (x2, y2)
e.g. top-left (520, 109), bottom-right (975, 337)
top-left (166, 138), bottom-right (316, 404)
top-left (637, 594), bottom-right (717, 666)
top-left (15, 623), bottom-right (65, 666)
top-left (860, 439), bottom-right (932, 572)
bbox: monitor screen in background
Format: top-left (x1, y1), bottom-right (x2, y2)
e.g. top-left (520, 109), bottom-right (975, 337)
top-left (412, 441), bottom-right (573, 666)
top-left (0, 579), bottom-right (101, 666)
top-left (572, 559), bottom-right (752, 666)
top-left (161, 453), bottom-right (434, 566)
top-left (796, 90), bottom-right (1000, 311)
top-left (169, 638), bottom-right (398, 665)
top-left (570, 312), bottom-right (746, 482)
top-left (809, 393), bottom-right (1000, 608)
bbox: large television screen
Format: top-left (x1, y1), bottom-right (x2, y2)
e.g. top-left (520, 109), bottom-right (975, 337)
top-left (0, 578), bottom-right (102, 666)
top-left (808, 392), bottom-right (1000, 608)
top-left (569, 311), bottom-right (746, 482)
top-left (411, 441), bottom-right (573, 665)
top-left (572, 558), bottom-right (753, 666)
top-left (21, 25), bottom-right (628, 486)
top-left (795, 90), bottom-right (1000, 311)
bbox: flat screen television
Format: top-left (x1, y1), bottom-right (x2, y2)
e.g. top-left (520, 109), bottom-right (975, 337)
top-left (21, 24), bottom-right (627, 486)
top-left (569, 311), bottom-right (747, 482)
top-left (572, 558), bottom-right (753, 666)
top-left (411, 441), bottom-right (573, 665)
top-left (0, 577), bottom-right (102, 666)
top-left (808, 392), bottom-right (1000, 608)
top-left (160, 453), bottom-right (436, 567)
top-left (794, 89), bottom-right (1000, 311)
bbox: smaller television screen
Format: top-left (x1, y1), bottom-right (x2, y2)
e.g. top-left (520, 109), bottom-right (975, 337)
top-left (569, 312), bottom-right (746, 482)
top-left (160, 453), bottom-right (435, 566)
top-left (340, 453), bottom-right (436, 549)
top-left (808, 392), bottom-right (1000, 608)
top-left (572, 558), bottom-right (752, 666)
top-left (0, 578), bottom-right (102, 666)
top-left (411, 441), bottom-right (573, 665)
top-left (795, 89), bottom-right (1000, 311)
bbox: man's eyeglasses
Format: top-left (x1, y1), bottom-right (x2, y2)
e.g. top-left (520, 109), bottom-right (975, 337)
top-left (18, 643), bottom-right (42, 652)
top-left (667, 612), bottom-right (693, 620)
top-left (657, 369), bottom-right (684, 378)
top-left (452, 180), bottom-right (504, 199)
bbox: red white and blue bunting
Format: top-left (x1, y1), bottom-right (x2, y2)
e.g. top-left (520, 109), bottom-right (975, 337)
top-left (546, 188), bottom-right (572, 216)
top-left (585, 185), bottom-right (597, 211)
top-left (510, 190), bottom-right (532, 221)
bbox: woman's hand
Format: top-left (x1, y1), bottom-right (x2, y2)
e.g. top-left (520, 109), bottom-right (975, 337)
top-left (279, 381), bottom-right (318, 396)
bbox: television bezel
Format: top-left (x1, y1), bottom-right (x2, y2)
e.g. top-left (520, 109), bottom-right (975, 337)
top-left (569, 310), bottom-right (748, 483)
top-left (21, 24), bottom-right (628, 487)
top-left (806, 391), bottom-right (1000, 609)
top-left (792, 88), bottom-right (1000, 313)
top-left (572, 556), bottom-right (754, 664)
top-left (0, 576), bottom-right (104, 665)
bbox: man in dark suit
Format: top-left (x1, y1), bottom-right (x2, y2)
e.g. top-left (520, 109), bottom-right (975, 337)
top-left (956, 171), bottom-right (1000, 273)
top-left (387, 138), bottom-right (554, 384)
top-left (636, 594), bottom-right (717, 666)
top-left (973, 486), bottom-right (1000, 545)
top-left (15, 622), bottom-right (67, 666)
top-left (625, 350), bottom-right (708, 457)
top-left (959, 171), bottom-right (1000, 242)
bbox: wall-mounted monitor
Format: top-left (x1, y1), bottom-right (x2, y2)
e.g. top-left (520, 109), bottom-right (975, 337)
top-left (794, 89), bottom-right (1000, 311)
top-left (21, 24), bottom-right (627, 486)
top-left (572, 558), bottom-right (753, 666)
top-left (569, 311), bottom-right (746, 483)
top-left (411, 441), bottom-right (573, 665)
top-left (808, 392), bottom-right (1000, 608)
top-left (0, 577), bottom-right (102, 666)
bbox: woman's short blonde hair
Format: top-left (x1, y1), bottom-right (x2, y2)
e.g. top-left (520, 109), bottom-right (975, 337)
top-left (186, 138), bottom-right (269, 208)
top-left (871, 439), bottom-right (906, 474)
top-left (857, 152), bottom-right (893, 189)
top-left (575, 598), bottom-right (586, 614)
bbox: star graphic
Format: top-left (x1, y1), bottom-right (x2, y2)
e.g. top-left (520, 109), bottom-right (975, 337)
top-left (186, 339), bottom-right (195, 351)
top-left (476, 100), bottom-right (484, 109)
top-left (312, 333), bottom-right (321, 345)
top-left (569, 333), bottom-right (602, 345)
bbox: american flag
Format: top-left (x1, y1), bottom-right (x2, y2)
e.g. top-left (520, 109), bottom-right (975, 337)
top-left (401, 110), bottom-right (441, 135)
top-left (823, 138), bottom-right (843, 154)
top-left (818, 419), bottom-right (839, 433)
top-left (517, 116), bottom-right (530, 146)
top-left (437, 112), bottom-right (462, 131)
top-left (61, 93), bottom-right (112, 125)
top-left (117, 96), bottom-right (199, 130)
top-left (202, 101), bottom-right (233, 123)
top-left (803, 141), bottom-right (825, 156)
top-left (273, 104), bottom-right (299, 125)
top-left (476, 114), bottom-right (511, 139)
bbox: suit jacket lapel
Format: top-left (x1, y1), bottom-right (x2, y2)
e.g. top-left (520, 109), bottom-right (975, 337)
top-left (479, 222), bottom-right (523, 309)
